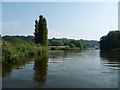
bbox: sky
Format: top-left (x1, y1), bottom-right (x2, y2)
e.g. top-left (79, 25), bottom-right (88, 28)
top-left (2, 2), bottom-right (118, 40)
top-left (118, 1), bottom-right (120, 30)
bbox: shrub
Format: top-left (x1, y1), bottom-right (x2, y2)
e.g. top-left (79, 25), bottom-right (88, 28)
top-left (69, 43), bottom-right (76, 49)
top-left (2, 39), bottom-right (48, 62)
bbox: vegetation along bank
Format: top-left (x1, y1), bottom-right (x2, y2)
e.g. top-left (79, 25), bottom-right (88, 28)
top-left (99, 30), bottom-right (120, 51)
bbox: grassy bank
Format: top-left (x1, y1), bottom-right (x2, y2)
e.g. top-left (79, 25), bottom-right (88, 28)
top-left (2, 38), bottom-right (48, 62)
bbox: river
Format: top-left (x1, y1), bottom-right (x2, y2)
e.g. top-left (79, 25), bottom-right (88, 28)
top-left (2, 50), bottom-right (120, 88)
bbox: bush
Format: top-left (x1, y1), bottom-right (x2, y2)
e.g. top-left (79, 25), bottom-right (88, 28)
top-left (69, 43), bottom-right (76, 49)
top-left (100, 30), bottom-right (120, 51)
top-left (49, 40), bottom-right (63, 46)
top-left (2, 39), bottom-right (48, 61)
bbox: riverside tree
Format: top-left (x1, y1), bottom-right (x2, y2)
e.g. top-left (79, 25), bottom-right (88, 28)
top-left (34, 15), bottom-right (48, 46)
top-left (99, 30), bottom-right (120, 51)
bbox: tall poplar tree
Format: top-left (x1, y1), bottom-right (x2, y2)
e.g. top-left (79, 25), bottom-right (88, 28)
top-left (34, 15), bottom-right (48, 46)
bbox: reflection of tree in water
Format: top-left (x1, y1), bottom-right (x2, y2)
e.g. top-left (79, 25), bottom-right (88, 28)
top-left (100, 51), bottom-right (120, 87)
top-left (2, 58), bottom-right (34, 77)
top-left (49, 50), bottom-right (67, 59)
top-left (49, 50), bottom-right (81, 59)
top-left (0, 62), bottom-right (2, 77)
top-left (2, 62), bottom-right (12, 77)
top-left (2, 61), bottom-right (25, 77)
top-left (100, 51), bottom-right (120, 62)
top-left (33, 54), bottom-right (48, 87)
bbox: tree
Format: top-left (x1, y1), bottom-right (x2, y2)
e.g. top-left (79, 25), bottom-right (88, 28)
top-left (34, 15), bottom-right (48, 46)
top-left (70, 40), bottom-right (84, 49)
top-left (99, 30), bottom-right (120, 51)
top-left (70, 43), bottom-right (76, 49)
top-left (79, 42), bottom-right (84, 50)
top-left (49, 38), bottom-right (63, 46)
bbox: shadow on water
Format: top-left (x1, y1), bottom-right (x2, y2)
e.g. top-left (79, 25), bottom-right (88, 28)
top-left (33, 54), bottom-right (48, 87)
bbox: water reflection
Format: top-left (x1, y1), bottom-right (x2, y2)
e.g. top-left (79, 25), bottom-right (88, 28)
top-left (2, 50), bottom-right (120, 88)
top-left (49, 50), bottom-right (67, 59)
top-left (100, 51), bottom-right (120, 68)
top-left (49, 50), bottom-right (81, 59)
top-left (2, 62), bottom-right (12, 77)
top-left (33, 54), bottom-right (48, 87)
top-left (2, 57), bottom-right (34, 77)
top-left (100, 51), bottom-right (120, 62)
top-left (100, 51), bottom-right (120, 88)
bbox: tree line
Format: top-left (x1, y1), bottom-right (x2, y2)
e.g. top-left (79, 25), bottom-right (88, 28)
top-left (2, 35), bottom-right (99, 49)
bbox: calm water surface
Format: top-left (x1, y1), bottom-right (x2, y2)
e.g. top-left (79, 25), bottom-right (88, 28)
top-left (2, 50), bottom-right (120, 88)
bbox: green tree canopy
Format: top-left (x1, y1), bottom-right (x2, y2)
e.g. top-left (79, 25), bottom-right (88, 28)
top-left (70, 43), bottom-right (76, 49)
top-left (49, 39), bottom-right (63, 46)
top-left (34, 15), bottom-right (48, 46)
top-left (99, 30), bottom-right (120, 51)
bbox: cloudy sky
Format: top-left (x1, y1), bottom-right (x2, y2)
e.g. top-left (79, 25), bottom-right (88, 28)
top-left (2, 2), bottom-right (118, 40)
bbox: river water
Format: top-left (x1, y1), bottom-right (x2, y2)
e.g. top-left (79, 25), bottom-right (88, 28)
top-left (2, 50), bottom-right (120, 88)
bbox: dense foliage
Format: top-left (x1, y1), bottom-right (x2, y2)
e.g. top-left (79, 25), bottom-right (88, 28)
top-left (48, 38), bottom-right (63, 46)
top-left (69, 43), bottom-right (76, 49)
top-left (2, 35), bottom-right (34, 42)
top-left (49, 38), bottom-right (99, 50)
top-left (3, 36), bottom-right (99, 49)
top-left (2, 35), bottom-right (99, 61)
top-left (99, 30), bottom-right (120, 51)
top-left (2, 38), bottom-right (48, 61)
top-left (34, 15), bottom-right (48, 46)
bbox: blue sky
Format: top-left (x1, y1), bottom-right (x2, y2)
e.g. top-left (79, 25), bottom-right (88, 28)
top-left (2, 2), bottom-right (118, 40)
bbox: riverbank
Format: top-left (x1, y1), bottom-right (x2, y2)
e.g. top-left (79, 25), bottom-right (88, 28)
top-left (2, 36), bottom-right (99, 62)
top-left (2, 39), bottom-right (48, 62)
top-left (49, 46), bottom-right (84, 50)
